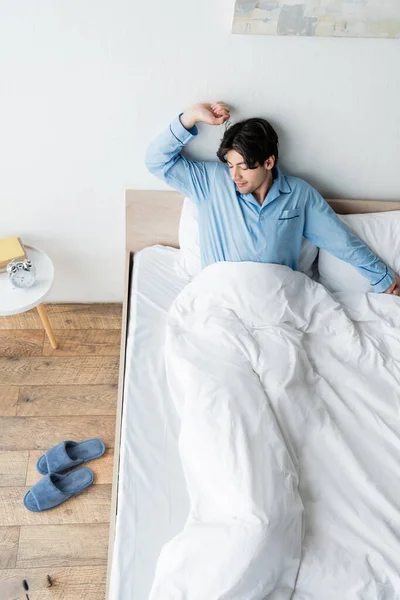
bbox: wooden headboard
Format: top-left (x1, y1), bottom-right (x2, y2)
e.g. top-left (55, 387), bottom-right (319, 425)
top-left (126, 190), bottom-right (400, 253)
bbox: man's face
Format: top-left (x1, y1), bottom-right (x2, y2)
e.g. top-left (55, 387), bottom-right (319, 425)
top-left (226, 149), bottom-right (275, 195)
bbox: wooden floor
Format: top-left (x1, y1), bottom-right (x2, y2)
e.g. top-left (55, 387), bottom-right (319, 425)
top-left (0, 304), bottom-right (122, 600)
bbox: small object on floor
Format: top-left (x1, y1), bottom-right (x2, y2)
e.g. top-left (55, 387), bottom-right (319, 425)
top-left (23, 468), bottom-right (94, 512)
top-left (36, 438), bottom-right (106, 475)
top-left (46, 575), bottom-right (52, 587)
top-left (23, 579), bottom-right (29, 600)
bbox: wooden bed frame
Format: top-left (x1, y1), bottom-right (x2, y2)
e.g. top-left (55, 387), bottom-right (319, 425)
top-left (106, 190), bottom-right (400, 598)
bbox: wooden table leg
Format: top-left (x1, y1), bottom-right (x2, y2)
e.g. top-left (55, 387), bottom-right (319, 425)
top-left (37, 303), bottom-right (58, 349)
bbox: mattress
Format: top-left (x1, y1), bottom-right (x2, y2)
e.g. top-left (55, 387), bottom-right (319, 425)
top-left (109, 245), bottom-right (190, 600)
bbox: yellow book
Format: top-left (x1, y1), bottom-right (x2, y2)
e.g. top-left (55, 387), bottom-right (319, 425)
top-left (0, 236), bottom-right (26, 269)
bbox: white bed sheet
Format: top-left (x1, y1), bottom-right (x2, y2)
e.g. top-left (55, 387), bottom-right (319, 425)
top-left (109, 245), bottom-right (191, 600)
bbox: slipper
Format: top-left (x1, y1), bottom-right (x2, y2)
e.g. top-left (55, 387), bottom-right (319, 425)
top-left (36, 438), bottom-right (106, 475)
top-left (23, 467), bottom-right (94, 512)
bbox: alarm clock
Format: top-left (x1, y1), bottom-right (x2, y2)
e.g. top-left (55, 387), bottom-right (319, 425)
top-left (6, 259), bottom-right (36, 289)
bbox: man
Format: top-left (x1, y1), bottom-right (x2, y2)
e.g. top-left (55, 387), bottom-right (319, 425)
top-left (146, 101), bottom-right (400, 295)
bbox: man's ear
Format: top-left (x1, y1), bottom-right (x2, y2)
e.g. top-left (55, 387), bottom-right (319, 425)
top-left (264, 156), bottom-right (275, 171)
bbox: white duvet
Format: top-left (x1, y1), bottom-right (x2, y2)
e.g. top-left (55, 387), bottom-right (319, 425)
top-left (149, 262), bottom-right (400, 600)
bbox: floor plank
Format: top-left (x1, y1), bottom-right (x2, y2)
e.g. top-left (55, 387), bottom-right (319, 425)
top-left (17, 384), bottom-right (117, 417)
top-left (0, 566), bottom-right (106, 599)
top-left (0, 451), bottom-right (29, 487)
top-left (0, 310), bottom-right (41, 330)
top-left (27, 449), bottom-right (114, 486)
top-left (0, 304), bottom-right (122, 330)
top-left (0, 387), bottom-right (18, 416)
top-left (43, 329), bottom-right (121, 357)
top-left (0, 330), bottom-right (44, 357)
top-left (0, 527), bottom-right (19, 569)
top-left (0, 416), bottom-right (116, 451)
top-left (0, 356), bottom-right (119, 386)
top-left (0, 486), bottom-right (111, 526)
top-left (16, 524), bottom-right (109, 568)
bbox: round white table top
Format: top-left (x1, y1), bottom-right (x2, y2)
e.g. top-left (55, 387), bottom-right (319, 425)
top-left (0, 245), bottom-right (55, 316)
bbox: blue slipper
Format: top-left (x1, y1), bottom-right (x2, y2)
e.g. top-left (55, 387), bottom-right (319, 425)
top-left (23, 467), bottom-right (94, 512)
top-left (36, 438), bottom-right (106, 475)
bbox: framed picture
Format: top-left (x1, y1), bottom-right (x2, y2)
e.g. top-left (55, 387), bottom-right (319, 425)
top-left (232, 1), bottom-right (400, 38)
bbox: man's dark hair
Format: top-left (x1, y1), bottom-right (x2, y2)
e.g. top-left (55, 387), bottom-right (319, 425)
top-left (216, 118), bottom-right (279, 169)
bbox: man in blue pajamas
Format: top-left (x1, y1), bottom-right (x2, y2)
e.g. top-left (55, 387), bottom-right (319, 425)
top-left (145, 101), bottom-right (400, 295)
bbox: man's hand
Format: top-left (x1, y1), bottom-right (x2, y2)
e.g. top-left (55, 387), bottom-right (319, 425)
top-left (384, 273), bottom-right (400, 295)
top-left (180, 102), bottom-right (230, 131)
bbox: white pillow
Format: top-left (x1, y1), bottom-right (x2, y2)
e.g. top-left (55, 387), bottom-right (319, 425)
top-left (318, 211), bottom-right (400, 293)
top-left (177, 197), bottom-right (202, 279)
top-left (176, 197), bottom-right (318, 279)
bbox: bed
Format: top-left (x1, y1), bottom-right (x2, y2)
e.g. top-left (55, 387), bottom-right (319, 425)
top-left (106, 191), bottom-right (400, 600)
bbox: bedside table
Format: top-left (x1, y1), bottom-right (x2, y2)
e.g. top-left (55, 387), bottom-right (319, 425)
top-left (0, 245), bottom-right (58, 349)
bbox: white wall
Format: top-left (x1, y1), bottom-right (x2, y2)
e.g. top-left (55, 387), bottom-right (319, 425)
top-left (1, 0), bottom-right (399, 302)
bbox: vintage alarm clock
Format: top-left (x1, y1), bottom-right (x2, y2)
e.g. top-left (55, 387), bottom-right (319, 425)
top-left (6, 259), bottom-right (36, 288)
